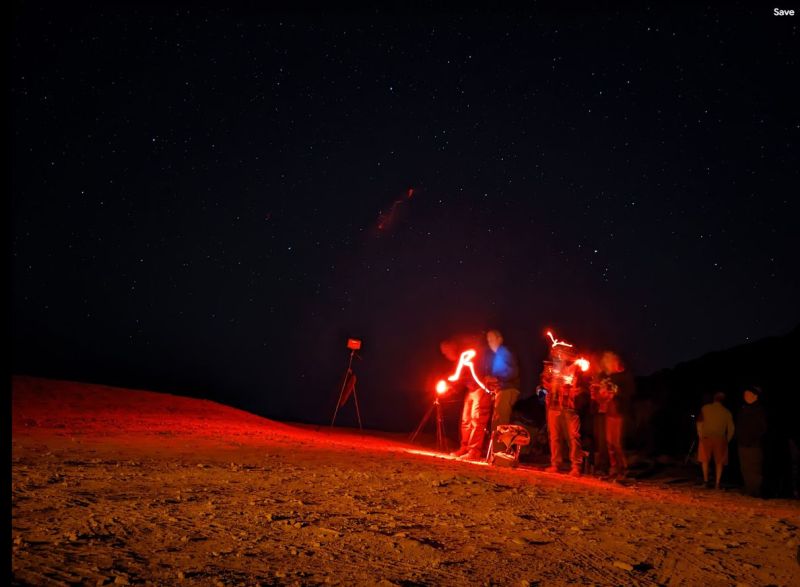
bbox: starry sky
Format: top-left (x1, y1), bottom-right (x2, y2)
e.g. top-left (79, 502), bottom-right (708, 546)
top-left (11, 3), bottom-right (800, 430)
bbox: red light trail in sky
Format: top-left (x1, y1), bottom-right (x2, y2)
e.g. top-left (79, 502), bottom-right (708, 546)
top-left (376, 188), bottom-right (415, 232)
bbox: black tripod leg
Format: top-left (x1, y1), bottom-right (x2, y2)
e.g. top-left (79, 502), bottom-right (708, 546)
top-left (684, 439), bottom-right (697, 465)
top-left (435, 402), bottom-right (448, 452)
top-left (330, 369), bottom-right (350, 428)
top-left (410, 402), bottom-right (436, 443)
top-left (484, 392), bottom-right (496, 462)
top-left (352, 386), bottom-right (363, 433)
top-left (330, 350), bottom-right (355, 428)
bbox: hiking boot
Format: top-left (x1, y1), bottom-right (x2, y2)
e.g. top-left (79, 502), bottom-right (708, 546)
top-left (544, 465), bottom-right (560, 473)
top-left (609, 468), bottom-right (626, 481)
top-left (449, 448), bottom-right (469, 458)
top-left (569, 468), bottom-right (582, 477)
top-left (458, 450), bottom-right (482, 462)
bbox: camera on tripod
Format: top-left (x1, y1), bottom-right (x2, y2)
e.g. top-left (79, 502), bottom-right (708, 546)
top-left (330, 337), bottom-right (364, 431)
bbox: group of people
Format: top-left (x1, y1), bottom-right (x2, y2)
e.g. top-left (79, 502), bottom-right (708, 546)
top-left (440, 329), bottom-right (521, 462)
top-left (538, 334), bottom-right (633, 478)
top-left (438, 330), bottom-right (796, 498)
top-left (695, 388), bottom-right (768, 495)
top-left (440, 329), bottom-right (632, 479)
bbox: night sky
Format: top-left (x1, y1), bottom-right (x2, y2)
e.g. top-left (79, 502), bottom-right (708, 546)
top-left (11, 3), bottom-right (800, 431)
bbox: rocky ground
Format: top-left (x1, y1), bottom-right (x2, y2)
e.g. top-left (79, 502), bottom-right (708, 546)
top-left (11, 376), bottom-right (800, 586)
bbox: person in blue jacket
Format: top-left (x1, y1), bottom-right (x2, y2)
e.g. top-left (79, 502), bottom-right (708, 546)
top-left (484, 329), bottom-right (521, 434)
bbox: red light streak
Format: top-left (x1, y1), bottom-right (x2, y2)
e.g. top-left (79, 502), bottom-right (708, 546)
top-left (447, 349), bottom-right (487, 391)
top-left (546, 330), bottom-right (574, 349)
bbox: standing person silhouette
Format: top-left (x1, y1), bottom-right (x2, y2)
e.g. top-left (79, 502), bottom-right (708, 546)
top-left (697, 392), bottom-right (735, 489)
top-left (593, 351), bottom-right (633, 480)
top-left (542, 342), bottom-right (584, 477)
top-left (737, 386), bottom-right (767, 497)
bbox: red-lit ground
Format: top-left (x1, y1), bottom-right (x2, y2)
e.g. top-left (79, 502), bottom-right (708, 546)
top-left (11, 376), bottom-right (799, 586)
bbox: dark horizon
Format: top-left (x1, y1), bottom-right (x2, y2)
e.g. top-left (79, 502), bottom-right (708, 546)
top-left (11, 3), bottom-right (800, 432)
top-left (12, 323), bottom-right (800, 433)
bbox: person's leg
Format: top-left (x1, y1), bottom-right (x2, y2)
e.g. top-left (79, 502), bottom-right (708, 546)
top-left (547, 409), bottom-right (564, 470)
top-left (739, 446), bottom-right (763, 497)
top-left (453, 393), bottom-right (473, 455)
top-left (566, 409), bottom-right (583, 475)
top-left (715, 461), bottom-right (724, 489)
top-left (606, 416), bottom-right (627, 476)
top-left (713, 437), bottom-right (727, 489)
top-left (470, 390), bottom-right (492, 457)
top-left (594, 413), bottom-right (609, 473)
top-left (492, 388), bottom-right (520, 431)
top-left (750, 446), bottom-right (763, 496)
top-left (465, 389), bottom-right (490, 455)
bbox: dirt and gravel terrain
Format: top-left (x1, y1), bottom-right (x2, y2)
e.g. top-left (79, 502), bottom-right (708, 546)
top-left (11, 376), bottom-right (800, 586)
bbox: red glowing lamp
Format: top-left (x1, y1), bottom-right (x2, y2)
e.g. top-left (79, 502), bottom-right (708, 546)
top-left (575, 358), bottom-right (590, 372)
top-left (436, 380), bottom-right (448, 395)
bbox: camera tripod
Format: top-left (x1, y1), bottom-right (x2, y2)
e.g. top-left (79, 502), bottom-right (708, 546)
top-left (330, 347), bottom-right (363, 432)
top-left (684, 414), bottom-right (698, 465)
top-left (482, 391), bottom-right (497, 462)
top-left (410, 394), bottom-right (448, 452)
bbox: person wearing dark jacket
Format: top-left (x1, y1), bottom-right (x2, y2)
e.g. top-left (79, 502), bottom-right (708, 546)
top-left (592, 351), bottom-right (633, 479)
top-left (737, 386), bottom-right (768, 497)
